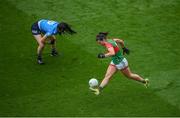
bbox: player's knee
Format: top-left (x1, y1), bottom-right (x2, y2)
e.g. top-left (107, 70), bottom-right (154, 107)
top-left (39, 43), bottom-right (45, 48)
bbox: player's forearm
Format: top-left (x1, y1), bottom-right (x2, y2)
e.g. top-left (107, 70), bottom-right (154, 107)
top-left (98, 52), bottom-right (115, 59)
top-left (114, 39), bottom-right (125, 48)
top-left (105, 52), bottom-right (115, 57)
top-left (120, 41), bottom-right (124, 48)
top-left (118, 40), bottom-right (125, 48)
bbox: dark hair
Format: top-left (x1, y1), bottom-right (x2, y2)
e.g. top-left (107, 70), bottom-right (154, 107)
top-left (58, 22), bottom-right (76, 35)
top-left (96, 32), bottom-right (109, 41)
top-left (99, 32), bottom-right (108, 36)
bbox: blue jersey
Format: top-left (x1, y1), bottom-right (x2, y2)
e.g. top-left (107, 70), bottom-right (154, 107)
top-left (38, 19), bottom-right (59, 36)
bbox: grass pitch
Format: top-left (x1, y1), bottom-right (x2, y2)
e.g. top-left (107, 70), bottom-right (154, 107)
top-left (0, 0), bottom-right (180, 116)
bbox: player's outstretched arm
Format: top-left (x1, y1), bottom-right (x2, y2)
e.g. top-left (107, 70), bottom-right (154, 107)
top-left (98, 47), bottom-right (115, 59)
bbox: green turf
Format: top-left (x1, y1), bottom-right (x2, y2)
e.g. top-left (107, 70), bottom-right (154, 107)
top-left (0, 0), bottom-right (180, 116)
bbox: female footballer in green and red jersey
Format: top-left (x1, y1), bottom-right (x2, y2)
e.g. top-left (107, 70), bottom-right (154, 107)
top-left (90, 32), bottom-right (149, 95)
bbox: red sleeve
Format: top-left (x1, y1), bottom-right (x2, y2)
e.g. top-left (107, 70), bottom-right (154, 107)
top-left (104, 42), bottom-right (113, 48)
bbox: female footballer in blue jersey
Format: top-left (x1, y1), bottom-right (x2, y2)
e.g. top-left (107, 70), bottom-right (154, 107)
top-left (31, 19), bottom-right (76, 64)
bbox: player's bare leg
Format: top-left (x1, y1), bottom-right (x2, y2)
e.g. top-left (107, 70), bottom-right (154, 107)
top-left (34, 34), bottom-right (45, 64)
top-left (49, 36), bottom-right (58, 56)
top-left (90, 64), bottom-right (117, 95)
top-left (121, 67), bottom-right (149, 87)
top-left (99, 65), bottom-right (117, 89)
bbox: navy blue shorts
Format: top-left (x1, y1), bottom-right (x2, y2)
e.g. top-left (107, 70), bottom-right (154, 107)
top-left (31, 22), bottom-right (41, 35)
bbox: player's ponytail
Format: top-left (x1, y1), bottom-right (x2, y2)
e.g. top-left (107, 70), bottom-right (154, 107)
top-left (99, 32), bottom-right (108, 36)
top-left (96, 32), bottom-right (108, 41)
top-left (58, 22), bottom-right (76, 35)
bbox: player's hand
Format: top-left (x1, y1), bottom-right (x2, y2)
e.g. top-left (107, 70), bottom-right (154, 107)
top-left (123, 47), bottom-right (130, 55)
top-left (98, 53), bottom-right (105, 58)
